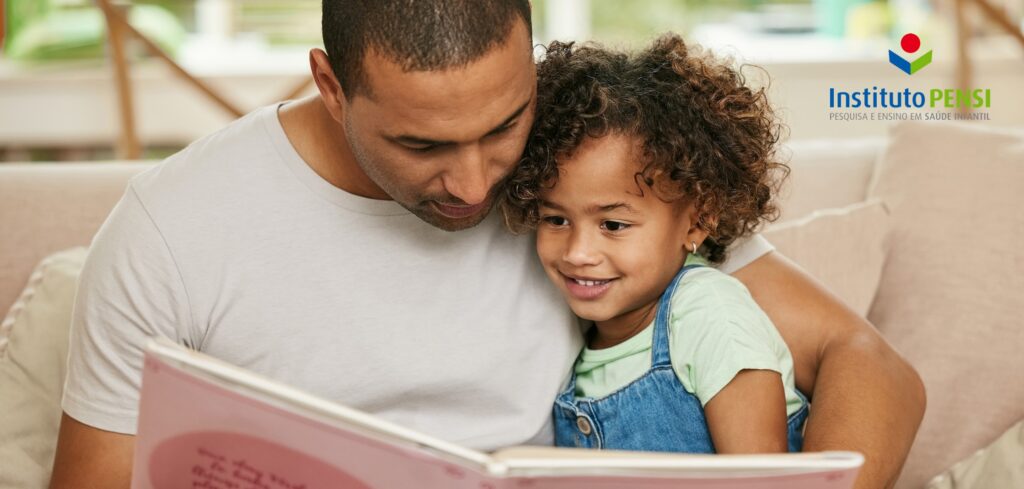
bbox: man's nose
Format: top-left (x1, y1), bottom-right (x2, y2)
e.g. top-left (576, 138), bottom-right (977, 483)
top-left (442, 144), bottom-right (493, 205)
top-left (563, 228), bottom-right (601, 267)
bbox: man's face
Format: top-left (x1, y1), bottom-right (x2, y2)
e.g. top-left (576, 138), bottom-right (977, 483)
top-left (341, 20), bottom-right (537, 231)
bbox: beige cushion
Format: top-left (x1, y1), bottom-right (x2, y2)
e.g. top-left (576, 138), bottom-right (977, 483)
top-left (0, 248), bottom-right (86, 488)
top-left (764, 199), bottom-right (890, 317)
top-left (866, 122), bottom-right (1024, 489)
top-left (925, 420), bottom-right (1024, 489)
top-left (776, 139), bottom-right (884, 222)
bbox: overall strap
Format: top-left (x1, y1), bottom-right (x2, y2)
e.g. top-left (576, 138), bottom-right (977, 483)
top-left (556, 351), bottom-right (583, 403)
top-left (651, 263), bottom-right (705, 366)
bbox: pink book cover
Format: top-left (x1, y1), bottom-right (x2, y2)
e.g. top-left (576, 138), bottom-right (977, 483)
top-left (132, 338), bottom-right (863, 489)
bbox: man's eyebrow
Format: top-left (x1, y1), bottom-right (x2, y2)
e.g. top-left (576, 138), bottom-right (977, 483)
top-left (486, 99), bottom-right (531, 135)
top-left (386, 98), bottom-right (531, 148)
top-left (389, 134), bottom-right (453, 148)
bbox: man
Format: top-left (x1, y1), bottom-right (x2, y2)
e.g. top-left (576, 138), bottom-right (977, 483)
top-left (50, 2), bottom-right (924, 488)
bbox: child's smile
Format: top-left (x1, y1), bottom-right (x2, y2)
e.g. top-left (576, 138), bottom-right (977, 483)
top-left (562, 273), bottom-right (616, 300)
top-left (535, 133), bottom-right (706, 348)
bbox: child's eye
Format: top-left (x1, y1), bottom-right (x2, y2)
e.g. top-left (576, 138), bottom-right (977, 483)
top-left (601, 221), bottom-right (631, 232)
top-left (542, 216), bottom-right (568, 227)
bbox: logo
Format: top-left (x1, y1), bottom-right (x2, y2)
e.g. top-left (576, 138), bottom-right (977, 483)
top-left (888, 33), bottom-right (932, 75)
top-left (828, 32), bottom-right (993, 122)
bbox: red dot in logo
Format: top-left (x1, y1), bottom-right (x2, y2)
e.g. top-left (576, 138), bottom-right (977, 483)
top-left (901, 33), bottom-right (921, 53)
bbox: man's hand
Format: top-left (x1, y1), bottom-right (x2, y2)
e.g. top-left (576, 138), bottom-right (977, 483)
top-left (732, 251), bottom-right (925, 489)
top-left (49, 413), bottom-right (134, 489)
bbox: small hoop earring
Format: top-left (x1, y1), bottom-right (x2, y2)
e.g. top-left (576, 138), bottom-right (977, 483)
top-left (690, 241), bottom-right (698, 254)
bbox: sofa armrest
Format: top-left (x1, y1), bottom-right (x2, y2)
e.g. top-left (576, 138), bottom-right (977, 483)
top-left (0, 162), bottom-right (154, 316)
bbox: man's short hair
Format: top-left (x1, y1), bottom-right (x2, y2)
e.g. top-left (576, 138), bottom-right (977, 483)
top-left (322, 0), bottom-right (532, 99)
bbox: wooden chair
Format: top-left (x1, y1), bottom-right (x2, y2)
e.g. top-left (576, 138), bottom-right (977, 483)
top-left (95, 0), bottom-right (314, 159)
top-left (953, 0), bottom-right (1024, 114)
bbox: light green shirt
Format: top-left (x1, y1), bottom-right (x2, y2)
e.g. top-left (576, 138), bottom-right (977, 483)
top-left (574, 254), bottom-right (805, 416)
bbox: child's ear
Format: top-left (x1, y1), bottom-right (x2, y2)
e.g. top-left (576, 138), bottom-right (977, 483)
top-left (679, 201), bottom-right (711, 251)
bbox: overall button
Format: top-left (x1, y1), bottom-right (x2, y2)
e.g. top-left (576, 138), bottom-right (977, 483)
top-left (576, 416), bottom-right (592, 435)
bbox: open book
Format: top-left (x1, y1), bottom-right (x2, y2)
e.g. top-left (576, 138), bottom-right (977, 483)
top-left (132, 338), bottom-right (864, 489)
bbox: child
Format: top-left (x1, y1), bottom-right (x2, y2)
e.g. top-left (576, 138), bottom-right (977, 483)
top-left (500, 34), bottom-right (804, 454)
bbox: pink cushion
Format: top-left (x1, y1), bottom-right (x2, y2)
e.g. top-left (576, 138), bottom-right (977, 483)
top-left (765, 199), bottom-right (889, 317)
top-left (867, 122), bottom-right (1024, 489)
top-left (777, 139), bottom-right (883, 221)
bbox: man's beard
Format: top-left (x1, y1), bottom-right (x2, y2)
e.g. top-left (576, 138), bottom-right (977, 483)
top-left (402, 194), bottom-right (497, 232)
top-left (346, 135), bottom-right (496, 232)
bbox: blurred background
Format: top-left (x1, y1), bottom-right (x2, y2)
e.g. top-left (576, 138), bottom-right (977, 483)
top-left (1, 0), bottom-right (1022, 162)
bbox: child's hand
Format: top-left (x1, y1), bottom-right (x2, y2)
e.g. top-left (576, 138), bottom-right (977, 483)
top-left (704, 369), bottom-right (789, 453)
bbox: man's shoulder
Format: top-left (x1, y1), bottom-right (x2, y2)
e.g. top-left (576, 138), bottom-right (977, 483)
top-left (132, 105), bottom-right (282, 198)
top-left (129, 105), bottom-right (289, 217)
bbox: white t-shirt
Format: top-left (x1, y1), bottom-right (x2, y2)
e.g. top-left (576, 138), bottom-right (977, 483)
top-left (62, 104), bottom-right (774, 450)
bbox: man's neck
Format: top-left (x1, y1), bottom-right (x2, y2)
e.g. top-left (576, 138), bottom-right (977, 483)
top-left (277, 96), bottom-right (390, 200)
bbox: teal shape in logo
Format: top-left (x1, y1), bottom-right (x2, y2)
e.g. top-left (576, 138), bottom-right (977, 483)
top-left (889, 49), bottom-right (932, 75)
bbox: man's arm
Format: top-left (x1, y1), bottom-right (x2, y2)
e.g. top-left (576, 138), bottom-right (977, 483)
top-left (49, 413), bottom-right (134, 489)
top-left (51, 186), bottom-right (192, 487)
top-left (731, 251), bottom-right (925, 489)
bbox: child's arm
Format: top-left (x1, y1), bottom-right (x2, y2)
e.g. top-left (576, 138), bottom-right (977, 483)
top-left (667, 268), bottom-right (800, 454)
top-left (732, 252), bottom-right (924, 489)
top-left (704, 369), bottom-right (789, 453)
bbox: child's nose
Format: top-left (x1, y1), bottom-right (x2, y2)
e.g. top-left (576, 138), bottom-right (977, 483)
top-left (563, 230), bottom-right (601, 267)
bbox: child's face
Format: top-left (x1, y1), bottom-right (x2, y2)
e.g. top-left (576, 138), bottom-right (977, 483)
top-left (536, 134), bottom-right (697, 331)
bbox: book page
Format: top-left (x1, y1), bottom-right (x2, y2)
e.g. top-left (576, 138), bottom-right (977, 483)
top-left (132, 340), bottom-right (496, 489)
top-left (491, 446), bottom-right (864, 487)
top-left (132, 339), bottom-right (862, 489)
top-left (493, 445), bottom-right (863, 470)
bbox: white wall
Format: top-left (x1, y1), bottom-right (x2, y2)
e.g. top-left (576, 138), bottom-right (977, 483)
top-left (0, 60), bottom-right (314, 148)
top-left (0, 45), bottom-right (1020, 151)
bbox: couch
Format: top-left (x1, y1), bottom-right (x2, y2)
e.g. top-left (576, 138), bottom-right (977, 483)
top-left (1, 121), bottom-right (1021, 488)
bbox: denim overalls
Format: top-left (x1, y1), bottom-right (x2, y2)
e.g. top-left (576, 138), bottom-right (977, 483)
top-left (553, 264), bottom-right (809, 453)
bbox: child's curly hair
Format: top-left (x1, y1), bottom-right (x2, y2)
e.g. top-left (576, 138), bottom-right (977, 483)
top-left (500, 34), bottom-right (789, 263)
